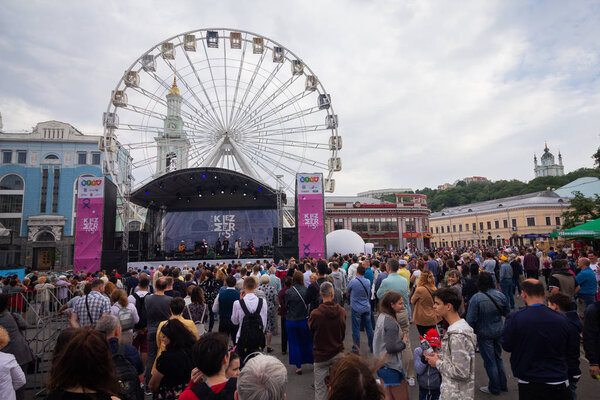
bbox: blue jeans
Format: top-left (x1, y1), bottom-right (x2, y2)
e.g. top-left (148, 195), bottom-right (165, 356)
top-left (577, 293), bottom-right (596, 307)
top-left (512, 277), bottom-right (521, 295)
top-left (500, 279), bottom-right (514, 309)
top-left (351, 309), bottom-right (373, 352)
top-left (478, 336), bottom-right (507, 395)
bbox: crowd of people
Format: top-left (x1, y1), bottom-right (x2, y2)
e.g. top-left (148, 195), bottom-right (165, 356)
top-left (0, 244), bottom-right (599, 400)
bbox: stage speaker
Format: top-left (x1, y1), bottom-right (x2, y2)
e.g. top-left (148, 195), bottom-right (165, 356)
top-left (273, 246), bottom-right (298, 263)
top-left (101, 250), bottom-right (127, 274)
top-left (273, 227), bottom-right (298, 247)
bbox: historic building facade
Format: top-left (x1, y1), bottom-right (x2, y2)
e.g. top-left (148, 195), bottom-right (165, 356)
top-left (325, 193), bottom-right (431, 250)
top-left (429, 190), bottom-right (570, 248)
top-left (534, 143), bottom-right (564, 177)
top-left (0, 120), bottom-right (130, 269)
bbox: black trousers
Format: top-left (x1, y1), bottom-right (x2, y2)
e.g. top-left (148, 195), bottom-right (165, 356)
top-left (518, 382), bottom-right (571, 400)
top-left (218, 316), bottom-right (238, 345)
top-left (281, 316), bottom-right (288, 353)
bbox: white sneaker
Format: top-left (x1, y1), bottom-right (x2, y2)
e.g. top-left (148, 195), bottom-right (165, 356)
top-left (407, 377), bottom-right (415, 386)
top-left (480, 386), bottom-right (491, 394)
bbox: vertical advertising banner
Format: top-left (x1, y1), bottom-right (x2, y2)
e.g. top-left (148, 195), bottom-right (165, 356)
top-left (296, 173), bottom-right (325, 259)
top-left (74, 177), bottom-right (104, 274)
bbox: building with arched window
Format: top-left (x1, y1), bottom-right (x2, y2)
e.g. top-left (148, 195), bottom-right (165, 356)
top-left (0, 120), bottom-right (131, 269)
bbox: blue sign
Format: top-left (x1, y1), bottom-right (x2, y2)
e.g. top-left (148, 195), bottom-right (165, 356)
top-left (0, 268), bottom-right (26, 280)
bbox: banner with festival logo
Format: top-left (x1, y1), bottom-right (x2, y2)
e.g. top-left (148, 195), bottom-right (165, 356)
top-left (296, 173), bottom-right (325, 259)
top-left (74, 176), bottom-right (104, 274)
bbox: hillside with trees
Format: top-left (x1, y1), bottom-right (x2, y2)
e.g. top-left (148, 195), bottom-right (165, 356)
top-left (380, 168), bottom-right (600, 212)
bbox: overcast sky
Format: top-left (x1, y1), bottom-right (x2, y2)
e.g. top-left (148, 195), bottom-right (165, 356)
top-left (1, 0), bottom-right (599, 195)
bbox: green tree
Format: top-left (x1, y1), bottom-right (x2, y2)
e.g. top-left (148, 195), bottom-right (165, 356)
top-left (593, 147), bottom-right (600, 169)
top-left (561, 191), bottom-right (600, 229)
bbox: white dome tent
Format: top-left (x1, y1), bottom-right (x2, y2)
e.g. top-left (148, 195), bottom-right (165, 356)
top-left (326, 229), bottom-right (365, 258)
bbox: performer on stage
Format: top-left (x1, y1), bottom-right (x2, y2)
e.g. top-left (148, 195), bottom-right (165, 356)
top-left (178, 240), bottom-right (186, 253)
top-left (234, 237), bottom-right (242, 259)
top-left (200, 238), bottom-right (208, 258)
top-left (215, 238), bottom-right (223, 256)
top-left (223, 238), bottom-right (230, 255)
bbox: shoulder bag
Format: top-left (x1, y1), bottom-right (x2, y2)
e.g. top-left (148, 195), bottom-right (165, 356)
top-left (482, 291), bottom-right (506, 316)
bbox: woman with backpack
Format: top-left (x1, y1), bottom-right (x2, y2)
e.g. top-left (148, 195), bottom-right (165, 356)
top-left (110, 289), bottom-right (139, 345)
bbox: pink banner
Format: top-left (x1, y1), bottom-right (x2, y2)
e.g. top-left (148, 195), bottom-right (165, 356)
top-left (74, 177), bottom-right (104, 274)
top-left (297, 193), bottom-right (325, 259)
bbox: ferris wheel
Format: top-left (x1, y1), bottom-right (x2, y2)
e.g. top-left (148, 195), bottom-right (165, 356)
top-left (102, 28), bottom-right (342, 204)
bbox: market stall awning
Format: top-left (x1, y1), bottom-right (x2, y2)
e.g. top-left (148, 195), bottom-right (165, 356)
top-left (550, 217), bottom-right (600, 238)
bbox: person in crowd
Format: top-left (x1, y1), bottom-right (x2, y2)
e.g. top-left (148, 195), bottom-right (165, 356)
top-left (498, 256), bottom-right (515, 310)
top-left (109, 289), bottom-right (139, 345)
top-left (212, 275), bottom-right (240, 344)
top-left (70, 279), bottom-right (111, 328)
top-left (373, 291), bottom-right (408, 400)
top-left (347, 256), bottom-right (359, 282)
top-left (268, 267), bottom-right (282, 293)
top-left (509, 254), bottom-right (524, 297)
top-left (149, 319), bottom-right (195, 399)
top-left (0, 326), bottom-right (26, 400)
top-left (284, 270), bottom-right (313, 374)
top-left (414, 328), bottom-right (442, 400)
top-left (523, 248), bottom-right (540, 280)
top-left (200, 271), bottom-right (223, 332)
top-left (502, 279), bottom-right (580, 400)
top-left (278, 276), bottom-right (292, 355)
top-left (103, 281), bottom-right (116, 298)
top-left (583, 299), bottom-right (600, 381)
top-left (425, 287), bottom-right (476, 400)
top-left (231, 276), bottom-right (268, 364)
top-left (411, 270), bottom-right (441, 336)
top-left (374, 262), bottom-right (388, 297)
top-left (330, 262), bottom-right (346, 297)
top-left (259, 274), bottom-right (278, 353)
top-left (128, 275), bottom-right (151, 366)
top-left (46, 327), bottom-right (121, 400)
top-left (575, 257), bottom-right (598, 318)
top-left (547, 292), bottom-right (583, 399)
top-left (155, 297), bottom-right (200, 369)
top-left (183, 286), bottom-right (209, 334)
top-left (236, 354), bottom-right (288, 400)
top-left (425, 253), bottom-right (440, 286)
top-left (377, 259), bottom-right (414, 385)
top-left (540, 252), bottom-right (553, 287)
top-left (308, 282), bottom-right (346, 400)
top-left (34, 276), bottom-right (55, 316)
top-left (95, 315), bottom-right (144, 375)
top-left (226, 352), bottom-right (240, 379)
top-left (144, 277), bottom-right (172, 388)
top-left (306, 260), bottom-right (329, 314)
top-left (465, 272), bottom-right (509, 395)
top-left (303, 263), bottom-right (314, 287)
top-left (179, 332), bottom-right (237, 400)
top-left (326, 353), bottom-right (385, 400)
top-left (164, 277), bottom-right (181, 298)
top-left (347, 265), bottom-right (374, 354)
top-left (0, 293), bottom-right (31, 400)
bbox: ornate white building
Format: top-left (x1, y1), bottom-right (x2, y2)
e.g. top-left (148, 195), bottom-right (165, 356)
top-left (534, 143), bottom-right (564, 178)
top-left (155, 75), bottom-right (190, 177)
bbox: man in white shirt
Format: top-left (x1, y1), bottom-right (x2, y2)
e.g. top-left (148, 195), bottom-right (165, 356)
top-left (347, 255), bottom-right (359, 282)
top-left (231, 276), bottom-right (268, 344)
top-left (303, 263), bottom-right (313, 287)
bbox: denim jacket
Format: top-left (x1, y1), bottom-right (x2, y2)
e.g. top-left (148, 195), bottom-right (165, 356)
top-left (465, 289), bottom-right (509, 339)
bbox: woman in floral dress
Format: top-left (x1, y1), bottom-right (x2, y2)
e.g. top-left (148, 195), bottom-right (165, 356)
top-left (259, 274), bottom-right (278, 353)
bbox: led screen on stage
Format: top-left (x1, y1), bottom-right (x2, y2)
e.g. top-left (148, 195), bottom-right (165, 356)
top-left (164, 209), bottom-right (277, 252)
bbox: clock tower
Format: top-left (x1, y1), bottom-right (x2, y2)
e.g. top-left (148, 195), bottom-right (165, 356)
top-left (155, 74), bottom-right (190, 177)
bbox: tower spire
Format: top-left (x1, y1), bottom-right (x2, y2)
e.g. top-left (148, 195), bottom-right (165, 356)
top-left (168, 65), bottom-right (180, 96)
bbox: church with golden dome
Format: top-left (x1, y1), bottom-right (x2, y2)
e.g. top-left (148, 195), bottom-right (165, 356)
top-left (534, 143), bottom-right (564, 178)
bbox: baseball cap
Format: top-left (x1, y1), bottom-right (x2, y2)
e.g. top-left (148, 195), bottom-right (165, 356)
top-left (423, 328), bottom-right (441, 348)
top-left (399, 260), bottom-right (407, 265)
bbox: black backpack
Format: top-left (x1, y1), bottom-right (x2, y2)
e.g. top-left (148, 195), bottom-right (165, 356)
top-left (112, 345), bottom-right (143, 400)
top-left (132, 293), bottom-right (147, 329)
top-left (236, 298), bottom-right (265, 364)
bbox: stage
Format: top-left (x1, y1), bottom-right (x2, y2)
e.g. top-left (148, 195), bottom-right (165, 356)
top-left (127, 258), bottom-right (273, 270)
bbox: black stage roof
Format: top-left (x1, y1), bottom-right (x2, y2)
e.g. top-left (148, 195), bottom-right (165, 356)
top-left (130, 167), bottom-right (283, 211)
